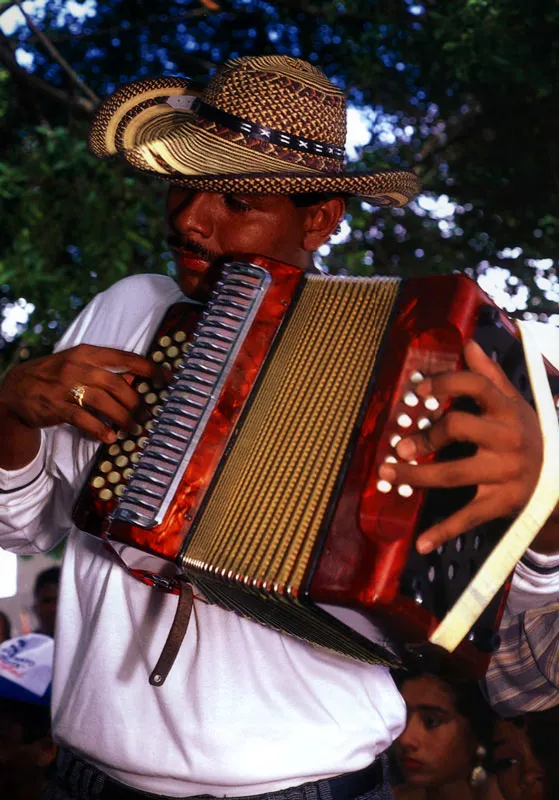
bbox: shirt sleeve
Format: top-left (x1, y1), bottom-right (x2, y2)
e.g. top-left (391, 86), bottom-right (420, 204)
top-left (484, 601), bottom-right (559, 715)
top-left (0, 431), bottom-right (72, 555)
top-left (506, 548), bottom-right (559, 615)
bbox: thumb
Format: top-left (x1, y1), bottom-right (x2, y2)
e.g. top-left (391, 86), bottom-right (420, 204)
top-left (463, 339), bottom-right (520, 399)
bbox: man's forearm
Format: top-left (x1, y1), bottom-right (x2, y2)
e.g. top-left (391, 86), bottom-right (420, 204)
top-left (0, 404), bottom-right (42, 470)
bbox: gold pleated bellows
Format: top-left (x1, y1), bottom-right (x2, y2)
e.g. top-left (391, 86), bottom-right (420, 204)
top-left (181, 275), bottom-right (401, 597)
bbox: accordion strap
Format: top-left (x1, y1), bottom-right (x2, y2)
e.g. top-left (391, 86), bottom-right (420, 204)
top-left (99, 539), bottom-right (196, 686)
top-left (149, 580), bottom-right (194, 687)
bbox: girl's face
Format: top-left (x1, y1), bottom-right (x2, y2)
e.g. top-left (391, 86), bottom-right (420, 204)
top-left (491, 719), bottom-right (544, 800)
top-left (395, 676), bottom-right (477, 788)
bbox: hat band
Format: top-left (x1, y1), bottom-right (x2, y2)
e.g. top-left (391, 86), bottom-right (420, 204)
top-left (191, 98), bottom-right (345, 162)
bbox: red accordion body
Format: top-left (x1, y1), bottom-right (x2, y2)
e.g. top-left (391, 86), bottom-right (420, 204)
top-left (73, 257), bottom-right (552, 677)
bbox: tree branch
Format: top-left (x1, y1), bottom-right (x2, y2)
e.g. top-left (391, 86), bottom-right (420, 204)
top-left (0, 31), bottom-right (96, 116)
top-left (12, 0), bottom-right (99, 104)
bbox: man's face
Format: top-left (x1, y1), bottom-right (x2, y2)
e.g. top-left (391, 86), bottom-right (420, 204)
top-left (165, 189), bottom-right (316, 298)
top-left (34, 583), bottom-right (58, 637)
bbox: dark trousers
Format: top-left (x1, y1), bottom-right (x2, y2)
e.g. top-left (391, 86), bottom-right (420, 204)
top-left (42, 749), bottom-right (394, 800)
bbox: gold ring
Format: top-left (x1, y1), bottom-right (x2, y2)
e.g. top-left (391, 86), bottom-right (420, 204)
top-left (70, 383), bottom-right (87, 408)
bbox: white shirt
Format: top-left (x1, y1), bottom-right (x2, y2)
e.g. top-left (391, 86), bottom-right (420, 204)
top-left (0, 274), bottom-right (557, 797)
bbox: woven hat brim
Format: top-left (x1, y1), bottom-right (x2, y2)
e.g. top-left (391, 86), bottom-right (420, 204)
top-left (142, 168), bottom-right (420, 207)
top-left (89, 76), bottom-right (421, 207)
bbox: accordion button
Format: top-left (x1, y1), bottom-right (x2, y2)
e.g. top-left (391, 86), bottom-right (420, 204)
top-left (91, 476), bottom-right (105, 489)
top-left (397, 413), bottom-right (413, 428)
top-left (145, 393), bottom-right (157, 405)
top-left (159, 336), bottom-right (172, 348)
top-left (403, 392), bottom-right (419, 407)
top-left (115, 485), bottom-right (125, 497)
top-left (152, 351), bottom-right (164, 363)
top-left (424, 395), bottom-right (440, 411)
top-left (410, 371), bottom-right (424, 384)
top-left (99, 488), bottom-right (113, 501)
top-left (122, 440), bottom-right (136, 452)
top-left (107, 471), bottom-right (120, 484)
top-left (377, 479), bottom-right (393, 494)
top-left (100, 461), bottom-right (112, 473)
top-left (174, 331), bottom-right (187, 343)
top-left (137, 382), bottom-right (149, 394)
top-left (397, 484), bottom-right (413, 498)
top-left (384, 455), bottom-right (398, 464)
top-left (417, 417), bottom-right (431, 430)
top-left (115, 456), bottom-right (128, 468)
top-left (108, 444), bottom-right (120, 456)
top-left (390, 434), bottom-right (402, 448)
top-left (166, 346), bottom-right (179, 358)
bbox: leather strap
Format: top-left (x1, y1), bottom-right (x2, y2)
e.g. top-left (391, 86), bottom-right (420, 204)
top-left (149, 581), bottom-right (194, 686)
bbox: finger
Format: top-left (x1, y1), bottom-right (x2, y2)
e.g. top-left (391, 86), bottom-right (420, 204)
top-left (463, 339), bottom-right (522, 400)
top-left (75, 386), bottom-right (138, 431)
top-left (415, 369), bottom-right (511, 415)
top-left (84, 369), bottom-right (143, 412)
top-left (378, 452), bottom-right (520, 489)
top-left (71, 345), bottom-right (155, 377)
top-left (415, 495), bottom-right (499, 554)
top-left (394, 412), bottom-right (512, 461)
top-left (66, 403), bottom-right (118, 444)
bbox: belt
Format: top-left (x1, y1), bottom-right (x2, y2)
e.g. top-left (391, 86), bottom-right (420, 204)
top-left (55, 748), bottom-right (385, 800)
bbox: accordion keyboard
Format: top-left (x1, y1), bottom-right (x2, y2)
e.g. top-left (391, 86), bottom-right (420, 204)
top-left (113, 264), bottom-right (270, 528)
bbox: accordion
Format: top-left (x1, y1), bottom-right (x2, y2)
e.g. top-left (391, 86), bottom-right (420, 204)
top-left (73, 256), bottom-right (555, 678)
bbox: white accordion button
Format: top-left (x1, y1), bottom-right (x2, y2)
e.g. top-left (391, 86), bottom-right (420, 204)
top-left (424, 395), bottom-right (440, 411)
top-left (397, 484), bottom-right (413, 498)
top-left (410, 371), bottom-right (424, 384)
top-left (377, 479), bottom-right (393, 494)
top-left (390, 433), bottom-right (402, 448)
top-left (417, 417), bottom-right (431, 430)
top-left (397, 413), bottom-right (413, 428)
top-left (403, 391), bottom-right (419, 407)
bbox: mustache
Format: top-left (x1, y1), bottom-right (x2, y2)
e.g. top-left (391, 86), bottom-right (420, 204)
top-left (167, 235), bottom-right (217, 263)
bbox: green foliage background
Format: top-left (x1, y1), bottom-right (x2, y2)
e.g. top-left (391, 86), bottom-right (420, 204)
top-left (0, 0), bottom-right (558, 367)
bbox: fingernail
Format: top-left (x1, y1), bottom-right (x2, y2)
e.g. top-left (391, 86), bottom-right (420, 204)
top-left (105, 431), bottom-right (117, 444)
top-left (416, 539), bottom-right (431, 554)
top-left (378, 464), bottom-right (396, 481)
top-left (396, 438), bottom-right (416, 460)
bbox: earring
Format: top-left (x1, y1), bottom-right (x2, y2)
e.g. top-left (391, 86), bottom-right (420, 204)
top-left (470, 745), bottom-right (488, 788)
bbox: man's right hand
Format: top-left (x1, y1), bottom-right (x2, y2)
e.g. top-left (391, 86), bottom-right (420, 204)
top-left (0, 344), bottom-right (158, 449)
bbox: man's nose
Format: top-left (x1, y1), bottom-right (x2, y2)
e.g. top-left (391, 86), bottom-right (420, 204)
top-left (171, 191), bottom-right (215, 240)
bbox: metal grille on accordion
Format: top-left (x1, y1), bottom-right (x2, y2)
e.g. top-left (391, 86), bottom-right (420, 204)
top-left (73, 255), bottom-right (546, 678)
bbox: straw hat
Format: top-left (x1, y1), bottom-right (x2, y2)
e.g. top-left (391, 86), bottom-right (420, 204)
top-left (89, 54), bottom-right (420, 207)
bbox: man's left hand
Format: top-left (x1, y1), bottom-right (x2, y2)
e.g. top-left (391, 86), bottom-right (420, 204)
top-left (377, 340), bottom-right (545, 554)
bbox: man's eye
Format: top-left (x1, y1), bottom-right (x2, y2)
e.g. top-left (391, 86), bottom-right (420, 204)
top-left (224, 194), bottom-right (252, 212)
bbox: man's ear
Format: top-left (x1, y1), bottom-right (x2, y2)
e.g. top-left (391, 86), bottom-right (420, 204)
top-left (302, 197), bottom-right (346, 251)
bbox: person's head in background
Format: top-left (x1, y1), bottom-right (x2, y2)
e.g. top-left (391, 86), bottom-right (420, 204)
top-left (490, 716), bottom-right (544, 800)
top-left (0, 634), bottom-right (56, 800)
top-left (0, 612), bottom-right (11, 644)
top-left (393, 672), bottom-right (496, 798)
top-left (0, 696), bottom-right (56, 800)
top-left (33, 567), bottom-right (60, 638)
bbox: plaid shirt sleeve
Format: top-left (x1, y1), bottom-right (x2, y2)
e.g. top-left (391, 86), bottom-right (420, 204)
top-left (484, 599), bottom-right (559, 716)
